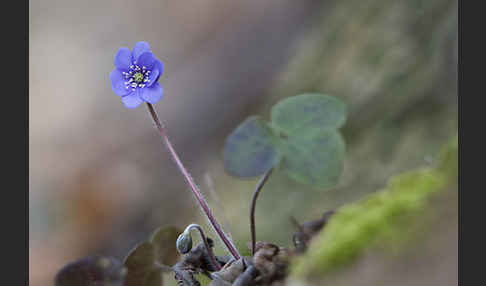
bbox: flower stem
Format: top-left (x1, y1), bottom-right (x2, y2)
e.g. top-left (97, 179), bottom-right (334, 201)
top-left (145, 103), bottom-right (241, 261)
top-left (250, 168), bottom-right (273, 255)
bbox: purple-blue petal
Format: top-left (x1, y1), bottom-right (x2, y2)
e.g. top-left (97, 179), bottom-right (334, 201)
top-left (137, 52), bottom-right (156, 69)
top-left (144, 59), bottom-right (163, 87)
top-left (110, 69), bottom-right (130, 96)
top-left (140, 82), bottom-right (163, 104)
top-left (121, 91), bottom-right (144, 108)
top-left (114, 47), bottom-right (132, 71)
top-left (153, 59), bottom-right (164, 78)
top-left (146, 68), bottom-right (160, 87)
top-left (132, 41), bottom-right (151, 61)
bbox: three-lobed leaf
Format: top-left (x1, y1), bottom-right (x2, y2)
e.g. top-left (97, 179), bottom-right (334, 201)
top-left (271, 93), bottom-right (347, 136)
top-left (223, 93), bottom-right (347, 188)
top-left (280, 130), bottom-right (345, 188)
top-left (223, 116), bottom-right (280, 177)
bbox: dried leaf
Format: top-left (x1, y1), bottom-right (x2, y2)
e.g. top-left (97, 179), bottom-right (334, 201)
top-left (55, 256), bottom-right (126, 286)
top-left (151, 226), bottom-right (183, 266)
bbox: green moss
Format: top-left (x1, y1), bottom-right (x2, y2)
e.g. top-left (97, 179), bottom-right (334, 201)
top-left (290, 135), bottom-right (457, 278)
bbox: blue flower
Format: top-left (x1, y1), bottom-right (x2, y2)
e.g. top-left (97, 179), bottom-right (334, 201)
top-left (110, 42), bottom-right (164, 108)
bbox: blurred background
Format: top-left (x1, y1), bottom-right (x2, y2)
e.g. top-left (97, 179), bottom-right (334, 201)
top-left (29, 0), bottom-right (457, 285)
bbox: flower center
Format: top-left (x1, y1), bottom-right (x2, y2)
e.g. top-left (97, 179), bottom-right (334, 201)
top-left (122, 61), bottom-right (152, 91)
top-left (133, 72), bottom-right (144, 83)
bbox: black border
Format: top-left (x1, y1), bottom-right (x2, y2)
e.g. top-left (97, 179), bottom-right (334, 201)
top-left (5, 0), bottom-right (28, 284)
top-left (459, 0), bottom-right (482, 285)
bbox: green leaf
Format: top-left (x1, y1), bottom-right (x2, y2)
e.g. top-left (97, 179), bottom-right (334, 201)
top-left (271, 93), bottom-right (347, 136)
top-left (279, 129), bottom-right (345, 188)
top-left (224, 116), bottom-right (280, 177)
top-left (55, 256), bottom-right (126, 286)
top-left (123, 242), bottom-right (156, 286)
top-left (150, 226), bottom-right (182, 266)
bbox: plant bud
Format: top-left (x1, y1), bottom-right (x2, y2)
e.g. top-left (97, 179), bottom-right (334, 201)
top-left (176, 230), bottom-right (193, 254)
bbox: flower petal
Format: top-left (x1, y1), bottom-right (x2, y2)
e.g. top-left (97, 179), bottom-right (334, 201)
top-left (114, 47), bottom-right (132, 71)
top-left (121, 91), bottom-right (144, 108)
top-left (140, 82), bottom-right (163, 104)
top-left (146, 68), bottom-right (160, 87)
top-left (144, 59), bottom-right (163, 87)
top-left (132, 41), bottom-right (151, 61)
top-left (153, 59), bottom-right (164, 78)
top-left (110, 69), bottom-right (130, 96)
top-left (137, 52), bottom-right (156, 69)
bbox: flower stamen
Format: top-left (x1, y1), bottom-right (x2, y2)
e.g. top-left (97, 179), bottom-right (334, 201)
top-left (123, 61), bottom-right (152, 90)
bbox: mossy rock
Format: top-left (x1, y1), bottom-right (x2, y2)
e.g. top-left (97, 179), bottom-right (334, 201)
top-left (290, 134), bottom-right (457, 279)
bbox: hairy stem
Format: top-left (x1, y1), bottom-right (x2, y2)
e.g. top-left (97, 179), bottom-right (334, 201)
top-left (250, 168), bottom-right (273, 255)
top-left (146, 103), bottom-right (241, 260)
